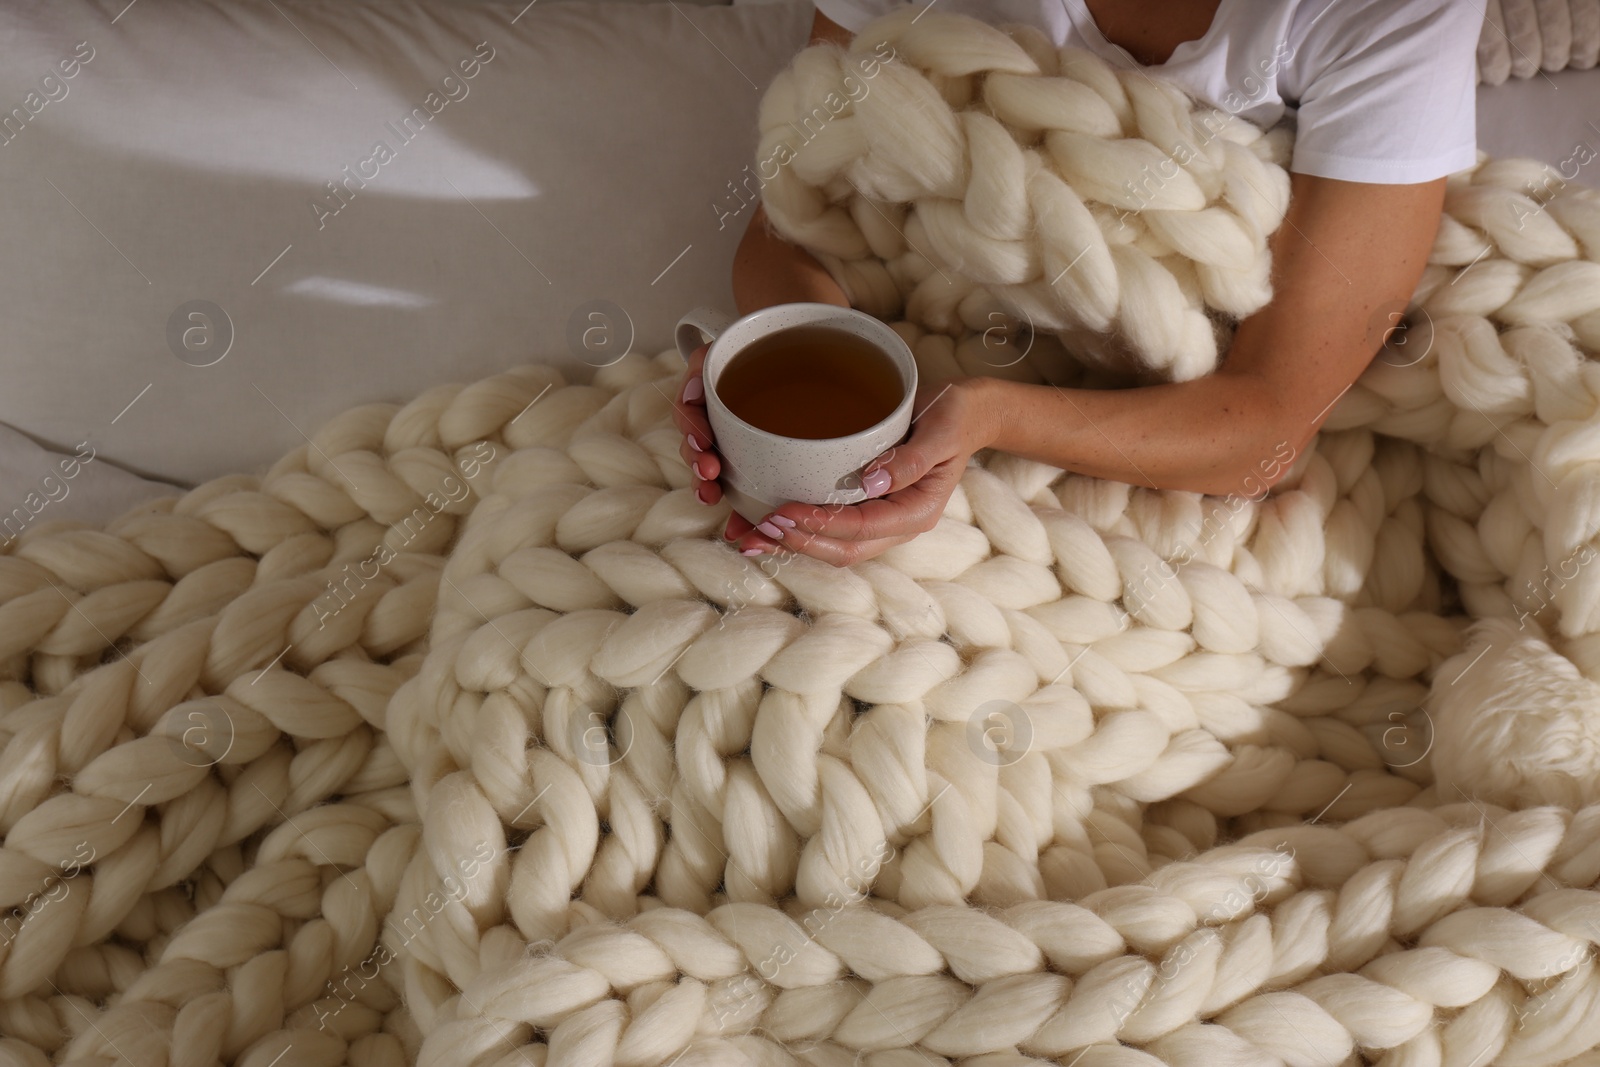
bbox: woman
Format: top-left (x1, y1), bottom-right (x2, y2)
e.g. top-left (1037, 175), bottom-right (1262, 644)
top-left (673, 0), bottom-right (1481, 566)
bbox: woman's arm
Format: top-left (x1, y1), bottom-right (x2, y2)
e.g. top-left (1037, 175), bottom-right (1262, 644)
top-left (732, 203), bottom-right (850, 316)
top-left (961, 172), bottom-right (1448, 498)
top-left (734, 172), bottom-right (1449, 562)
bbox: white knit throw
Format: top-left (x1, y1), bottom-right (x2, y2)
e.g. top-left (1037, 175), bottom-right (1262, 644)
top-left (6, 9), bottom-right (1600, 1067)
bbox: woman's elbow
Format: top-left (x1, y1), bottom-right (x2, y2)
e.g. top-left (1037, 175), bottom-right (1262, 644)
top-left (1188, 374), bottom-right (1311, 498)
top-left (1201, 436), bottom-right (1300, 499)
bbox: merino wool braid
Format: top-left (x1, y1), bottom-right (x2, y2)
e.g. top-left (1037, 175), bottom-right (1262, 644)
top-left (755, 12), bottom-right (1294, 385)
top-left (5, 11), bottom-right (1600, 1067)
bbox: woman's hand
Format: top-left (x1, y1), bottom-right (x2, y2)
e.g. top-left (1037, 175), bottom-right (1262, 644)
top-left (672, 342), bottom-right (730, 515)
top-left (730, 378), bottom-right (995, 566)
top-left (673, 341), bottom-right (773, 546)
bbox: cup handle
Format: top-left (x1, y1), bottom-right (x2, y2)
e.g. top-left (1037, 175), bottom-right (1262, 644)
top-left (676, 306), bottom-right (736, 365)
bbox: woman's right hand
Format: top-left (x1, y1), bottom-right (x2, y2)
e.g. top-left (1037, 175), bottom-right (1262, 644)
top-left (673, 343), bottom-right (724, 508)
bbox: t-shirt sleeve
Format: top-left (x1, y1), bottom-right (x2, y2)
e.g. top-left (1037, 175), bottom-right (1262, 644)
top-left (811, 0), bottom-right (911, 34)
top-left (1286, 0), bottom-right (1480, 184)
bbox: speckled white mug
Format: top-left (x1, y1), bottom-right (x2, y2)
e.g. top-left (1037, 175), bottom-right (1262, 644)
top-left (674, 303), bottom-right (917, 526)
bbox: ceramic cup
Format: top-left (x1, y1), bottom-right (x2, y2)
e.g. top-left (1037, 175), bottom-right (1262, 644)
top-left (674, 302), bottom-right (917, 526)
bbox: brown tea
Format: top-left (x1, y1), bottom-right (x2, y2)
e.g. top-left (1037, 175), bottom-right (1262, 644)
top-left (715, 325), bottom-right (903, 439)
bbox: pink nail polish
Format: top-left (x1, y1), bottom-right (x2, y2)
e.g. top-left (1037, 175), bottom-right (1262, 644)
top-left (770, 515), bottom-right (796, 529)
top-left (687, 434), bottom-right (704, 453)
top-left (682, 377), bottom-right (704, 403)
top-left (864, 468), bottom-right (892, 498)
top-left (696, 485), bottom-right (714, 505)
top-left (741, 547), bottom-right (765, 556)
top-left (757, 521), bottom-right (783, 539)
top-left (693, 459), bottom-right (709, 480)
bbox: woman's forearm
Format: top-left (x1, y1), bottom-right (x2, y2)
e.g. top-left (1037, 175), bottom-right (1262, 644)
top-left (729, 198), bottom-right (1303, 498)
top-left (957, 172), bottom-right (1442, 501)
top-left (963, 369), bottom-right (1304, 498)
top-left (732, 203), bottom-right (851, 316)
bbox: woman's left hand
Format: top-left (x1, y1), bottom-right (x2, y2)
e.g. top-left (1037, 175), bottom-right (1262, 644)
top-left (729, 377), bottom-right (994, 566)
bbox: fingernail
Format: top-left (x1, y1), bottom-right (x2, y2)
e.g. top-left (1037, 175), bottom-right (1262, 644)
top-left (757, 521), bottom-right (783, 539)
top-left (770, 514), bottom-right (796, 529)
top-left (864, 468), bottom-right (892, 497)
top-left (696, 485), bottom-right (714, 505)
top-left (693, 459), bottom-right (709, 480)
top-left (687, 433), bottom-right (704, 453)
top-left (741, 546), bottom-right (765, 556)
top-left (682, 377), bottom-right (704, 403)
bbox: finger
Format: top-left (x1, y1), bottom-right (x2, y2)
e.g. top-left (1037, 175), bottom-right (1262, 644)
top-left (679, 437), bottom-right (721, 482)
top-left (679, 404), bottom-right (714, 454)
top-left (685, 465), bottom-right (723, 505)
top-left (668, 344), bottom-right (711, 437)
top-left (735, 524), bottom-right (904, 567)
top-left (670, 344), bottom-right (721, 504)
top-left (761, 456), bottom-right (965, 542)
top-left (725, 510), bottom-right (755, 543)
top-left (676, 438), bottom-right (722, 505)
top-left (688, 447), bottom-right (720, 484)
top-left (684, 344), bottom-right (708, 406)
top-left (782, 408), bottom-right (964, 537)
top-left (859, 429), bottom-right (949, 501)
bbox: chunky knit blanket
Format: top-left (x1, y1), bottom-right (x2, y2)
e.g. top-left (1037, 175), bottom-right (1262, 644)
top-left (7, 10), bottom-right (1600, 1067)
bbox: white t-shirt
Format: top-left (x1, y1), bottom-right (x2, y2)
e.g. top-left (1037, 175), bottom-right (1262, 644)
top-left (810, 0), bottom-right (1480, 184)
